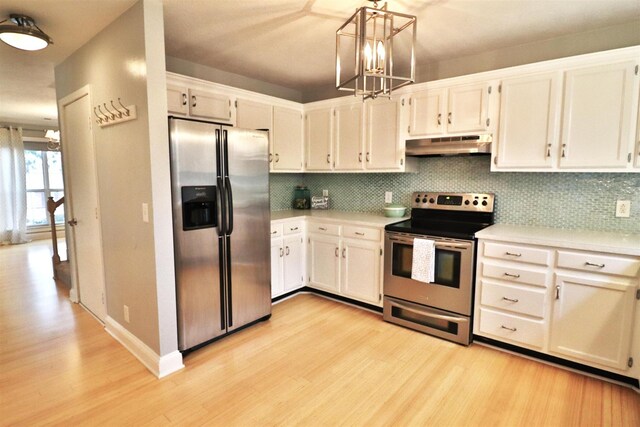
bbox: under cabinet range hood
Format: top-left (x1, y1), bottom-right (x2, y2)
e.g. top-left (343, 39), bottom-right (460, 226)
top-left (406, 134), bottom-right (492, 157)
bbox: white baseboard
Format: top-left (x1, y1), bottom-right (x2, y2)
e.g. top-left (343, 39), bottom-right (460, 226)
top-left (104, 316), bottom-right (184, 378)
top-left (69, 287), bottom-right (78, 303)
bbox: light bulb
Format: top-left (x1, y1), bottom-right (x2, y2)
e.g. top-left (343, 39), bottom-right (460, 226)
top-left (376, 41), bottom-right (385, 70)
top-left (364, 41), bottom-right (373, 71)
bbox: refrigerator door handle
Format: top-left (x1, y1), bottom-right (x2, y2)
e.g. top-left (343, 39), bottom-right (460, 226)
top-left (216, 177), bottom-right (224, 235)
top-left (226, 235), bottom-right (233, 328)
top-left (218, 238), bottom-right (226, 331)
top-left (225, 177), bottom-right (234, 235)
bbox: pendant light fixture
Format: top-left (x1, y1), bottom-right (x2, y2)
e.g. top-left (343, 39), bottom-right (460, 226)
top-left (336, 1), bottom-right (416, 100)
top-left (0, 14), bottom-right (53, 51)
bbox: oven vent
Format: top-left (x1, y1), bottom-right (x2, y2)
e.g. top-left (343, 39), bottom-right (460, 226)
top-left (406, 134), bottom-right (492, 157)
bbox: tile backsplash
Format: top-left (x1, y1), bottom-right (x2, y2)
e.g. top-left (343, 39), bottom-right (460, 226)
top-left (270, 156), bottom-right (640, 233)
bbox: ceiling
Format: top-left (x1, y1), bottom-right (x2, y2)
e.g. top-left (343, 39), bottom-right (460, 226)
top-left (1, 0), bottom-right (639, 127)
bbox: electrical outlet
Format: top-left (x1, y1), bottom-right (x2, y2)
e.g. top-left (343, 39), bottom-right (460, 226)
top-left (124, 305), bottom-right (130, 323)
top-left (616, 200), bottom-right (631, 218)
top-left (385, 192), bottom-right (393, 204)
top-left (142, 203), bottom-right (149, 223)
top-left (323, 189), bottom-right (328, 197)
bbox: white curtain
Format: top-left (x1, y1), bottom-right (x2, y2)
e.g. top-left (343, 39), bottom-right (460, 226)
top-left (0, 127), bottom-right (29, 244)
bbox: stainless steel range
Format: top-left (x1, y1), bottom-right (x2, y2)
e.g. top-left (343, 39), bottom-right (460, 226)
top-left (383, 192), bottom-right (495, 345)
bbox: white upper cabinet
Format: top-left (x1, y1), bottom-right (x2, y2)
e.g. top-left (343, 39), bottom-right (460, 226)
top-left (188, 88), bottom-right (232, 122)
top-left (559, 61), bottom-right (638, 170)
top-left (334, 103), bottom-right (364, 170)
top-left (493, 72), bottom-right (561, 170)
top-left (366, 98), bottom-right (403, 170)
top-left (408, 82), bottom-right (491, 137)
top-left (167, 85), bottom-right (188, 115)
top-left (272, 106), bottom-right (304, 171)
top-left (305, 108), bottom-right (333, 171)
top-left (236, 98), bottom-right (272, 131)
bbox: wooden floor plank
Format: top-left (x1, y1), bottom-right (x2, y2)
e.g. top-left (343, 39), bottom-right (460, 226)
top-left (1, 240), bottom-right (638, 426)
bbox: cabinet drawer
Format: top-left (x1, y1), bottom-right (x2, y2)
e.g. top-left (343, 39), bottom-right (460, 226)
top-left (557, 250), bottom-right (640, 278)
top-left (481, 261), bottom-right (549, 287)
top-left (480, 280), bottom-right (546, 318)
top-left (270, 223), bottom-right (283, 238)
top-left (283, 220), bottom-right (304, 235)
top-left (308, 222), bottom-right (340, 236)
top-left (478, 308), bottom-right (545, 349)
top-left (483, 242), bottom-right (552, 266)
top-left (342, 225), bottom-right (381, 241)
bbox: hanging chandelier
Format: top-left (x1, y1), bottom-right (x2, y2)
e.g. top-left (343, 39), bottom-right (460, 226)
top-left (336, 1), bottom-right (416, 100)
top-left (0, 14), bottom-right (53, 51)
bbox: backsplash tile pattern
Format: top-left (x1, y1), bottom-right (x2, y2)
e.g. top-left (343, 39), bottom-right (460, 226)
top-left (270, 157), bottom-right (640, 233)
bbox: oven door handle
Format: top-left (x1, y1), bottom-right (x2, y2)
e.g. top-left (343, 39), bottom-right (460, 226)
top-left (434, 243), bottom-right (470, 250)
top-left (388, 237), bottom-right (470, 250)
top-left (390, 301), bottom-right (468, 323)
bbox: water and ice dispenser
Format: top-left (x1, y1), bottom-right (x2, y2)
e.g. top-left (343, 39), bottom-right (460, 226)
top-left (181, 186), bottom-right (216, 230)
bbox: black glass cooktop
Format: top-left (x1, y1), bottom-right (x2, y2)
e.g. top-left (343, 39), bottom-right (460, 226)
top-left (385, 218), bottom-right (491, 240)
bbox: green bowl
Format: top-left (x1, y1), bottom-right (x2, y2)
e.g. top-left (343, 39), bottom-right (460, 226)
top-left (384, 205), bottom-right (406, 218)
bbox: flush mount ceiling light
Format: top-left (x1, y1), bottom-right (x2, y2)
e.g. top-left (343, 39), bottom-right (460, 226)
top-left (336, 0), bottom-right (416, 100)
top-left (44, 129), bottom-right (60, 151)
top-left (0, 14), bottom-right (53, 51)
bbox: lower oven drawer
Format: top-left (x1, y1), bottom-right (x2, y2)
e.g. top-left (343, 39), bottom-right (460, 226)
top-left (383, 296), bottom-right (471, 345)
top-left (478, 307), bottom-right (544, 349)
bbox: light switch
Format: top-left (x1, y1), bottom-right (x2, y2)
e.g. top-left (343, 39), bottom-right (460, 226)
top-left (142, 203), bottom-right (149, 223)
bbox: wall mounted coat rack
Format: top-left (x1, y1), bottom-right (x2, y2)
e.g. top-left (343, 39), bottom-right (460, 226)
top-left (93, 98), bottom-right (137, 127)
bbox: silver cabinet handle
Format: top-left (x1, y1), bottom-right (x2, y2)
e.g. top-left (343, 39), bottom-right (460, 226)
top-left (504, 272), bottom-right (521, 278)
top-left (546, 144), bottom-right (551, 158)
top-left (342, 248), bottom-right (346, 258)
top-left (354, 232), bottom-right (365, 236)
top-left (279, 247), bottom-right (284, 257)
top-left (502, 297), bottom-right (519, 303)
top-left (358, 153), bottom-right (362, 163)
top-left (555, 285), bottom-right (560, 300)
top-left (182, 93), bottom-right (187, 106)
top-left (585, 262), bottom-right (605, 268)
top-left (285, 246), bottom-right (290, 256)
top-left (561, 143), bottom-right (566, 158)
top-left (290, 227), bottom-right (298, 231)
top-left (327, 154), bottom-right (331, 164)
top-left (68, 218), bottom-right (78, 226)
top-left (275, 153), bottom-right (280, 163)
top-left (318, 227), bottom-right (327, 231)
top-left (271, 230), bottom-right (277, 235)
top-left (269, 153), bottom-right (273, 163)
top-left (505, 252), bottom-right (522, 257)
top-left (447, 112), bottom-right (452, 124)
top-left (335, 247), bottom-right (339, 257)
top-left (501, 325), bottom-right (517, 332)
top-left (191, 95), bottom-right (197, 108)
top-left (366, 152), bottom-right (370, 162)
top-left (437, 113), bottom-right (441, 125)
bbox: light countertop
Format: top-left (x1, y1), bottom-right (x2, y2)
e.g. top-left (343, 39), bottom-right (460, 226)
top-left (271, 210), bottom-right (408, 228)
top-left (476, 224), bottom-right (640, 256)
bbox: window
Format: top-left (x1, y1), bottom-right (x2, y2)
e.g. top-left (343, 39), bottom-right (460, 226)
top-left (25, 146), bottom-right (65, 227)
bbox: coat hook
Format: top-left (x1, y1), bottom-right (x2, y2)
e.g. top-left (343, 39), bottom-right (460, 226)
top-left (93, 106), bottom-right (104, 124)
top-left (103, 103), bottom-right (117, 120)
top-left (110, 100), bottom-right (123, 119)
top-left (97, 105), bottom-right (110, 122)
top-left (117, 98), bottom-right (130, 116)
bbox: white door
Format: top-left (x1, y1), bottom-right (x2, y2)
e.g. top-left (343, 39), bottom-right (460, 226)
top-left (270, 238), bottom-right (284, 298)
top-left (334, 103), bottom-right (363, 170)
top-left (283, 235), bottom-right (303, 292)
top-left (188, 89), bottom-right (232, 122)
top-left (166, 85), bottom-right (188, 115)
top-left (366, 98), bottom-right (401, 170)
top-left (409, 89), bottom-right (446, 136)
top-left (272, 106), bottom-right (303, 171)
top-left (340, 239), bottom-right (381, 305)
top-left (495, 72), bottom-right (560, 170)
top-left (447, 82), bottom-right (490, 134)
top-left (58, 86), bottom-right (106, 321)
top-left (305, 108), bottom-right (333, 171)
top-left (308, 234), bottom-right (340, 292)
top-left (236, 98), bottom-right (272, 131)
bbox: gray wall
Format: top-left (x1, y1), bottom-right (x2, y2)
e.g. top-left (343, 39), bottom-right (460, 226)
top-left (55, 0), bottom-right (176, 356)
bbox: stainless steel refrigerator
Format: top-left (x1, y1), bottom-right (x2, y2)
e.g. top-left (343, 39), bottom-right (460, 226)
top-left (168, 116), bottom-right (271, 352)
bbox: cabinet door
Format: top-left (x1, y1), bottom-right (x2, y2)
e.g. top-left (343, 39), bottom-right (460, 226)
top-left (447, 82), bottom-right (490, 134)
top-left (366, 98), bottom-right (402, 170)
top-left (550, 274), bottom-right (636, 370)
top-left (236, 99), bottom-right (272, 131)
top-left (283, 235), bottom-right (304, 292)
top-left (409, 89), bottom-right (446, 136)
top-left (188, 89), bottom-right (232, 122)
top-left (305, 108), bottom-right (333, 171)
top-left (272, 106), bottom-right (303, 171)
top-left (495, 73), bottom-right (560, 169)
top-left (308, 234), bottom-right (340, 292)
top-left (271, 239), bottom-right (284, 298)
top-left (559, 61), bottom-right (637, 169)
top-left (167, 85), bottom-right (188, 115)
top-left (340, 239), bottom-right (381, 305)
top-left (334, 103), bottom-right (364, 170)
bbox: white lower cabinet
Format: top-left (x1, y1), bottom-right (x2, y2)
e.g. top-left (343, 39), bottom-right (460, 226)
top-left (307, 221), bottom-right (384, 306)
top-left (270, 221), bottom-right (305, 298)
top-left (475, 237), bottom-right (640, 376)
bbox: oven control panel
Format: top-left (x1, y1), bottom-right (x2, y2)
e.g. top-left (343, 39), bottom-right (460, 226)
top-left (411, 192), bottom-right (494, 213)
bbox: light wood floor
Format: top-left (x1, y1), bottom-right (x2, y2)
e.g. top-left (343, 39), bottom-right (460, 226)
top-left (1, 240), bottom-right (639, 426)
